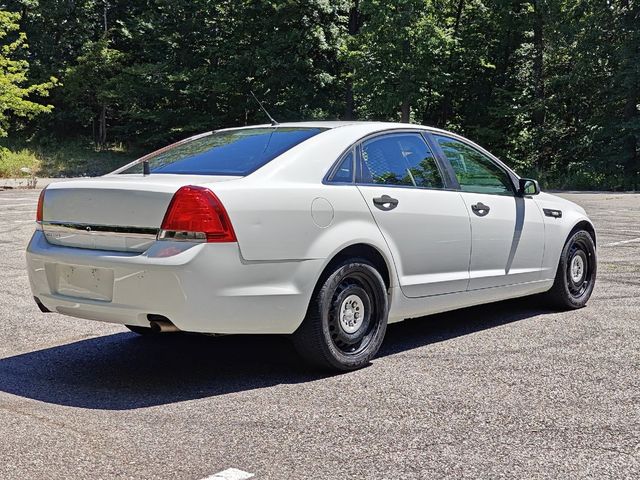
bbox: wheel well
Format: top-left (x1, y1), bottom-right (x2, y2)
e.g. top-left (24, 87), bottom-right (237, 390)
top-left (569, 220), bottom-right (597, 246)
top-left (320, 244), bottom-right (391, 290)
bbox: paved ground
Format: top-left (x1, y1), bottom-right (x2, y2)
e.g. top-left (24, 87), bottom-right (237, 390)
top-left (0, 190), bottom-right (638, 479)
top-left (0, 177), bottom-right (82, 189)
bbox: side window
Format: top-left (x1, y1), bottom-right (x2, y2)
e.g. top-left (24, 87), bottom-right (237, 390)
top-left (360, 133), bottom-right (444, 188)
top-left (434, 135), bottom-right (513, 195)
top-left (329, 150), bottom-right (354, 183)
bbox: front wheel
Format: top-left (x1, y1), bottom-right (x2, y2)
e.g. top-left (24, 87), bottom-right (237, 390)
top-left (293, 259), bottom-right (389, 371)
top-left (545, 230), bottom-right (597, 309)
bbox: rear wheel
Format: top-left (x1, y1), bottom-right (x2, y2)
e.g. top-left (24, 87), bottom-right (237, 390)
top-left (546, 230), bottom-right (597, 309)
top-left (125, 325), bottom-right (154, 335)
top-left (293, 259), bottom-right (389, 371)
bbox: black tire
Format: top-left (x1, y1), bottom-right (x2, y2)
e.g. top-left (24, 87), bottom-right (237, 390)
top-left (293, 258), bottom-right (389, 371)
top-left (545, 229), bottom-right (597, 310)
top-left (125, 325), bottom-right (155, 335)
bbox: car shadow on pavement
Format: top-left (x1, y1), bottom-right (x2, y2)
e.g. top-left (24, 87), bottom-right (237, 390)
top-left (0, 296), bottom-right (553, 410)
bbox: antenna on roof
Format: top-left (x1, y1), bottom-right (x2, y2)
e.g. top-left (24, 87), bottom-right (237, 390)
top-left (250, 90), bottom-right (279, 126)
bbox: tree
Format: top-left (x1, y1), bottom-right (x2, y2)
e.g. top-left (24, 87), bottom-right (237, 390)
top-left (63, 38), bottom-right (124, 148)
top-left (0, 0), bottom-right (638, 189)
top-left (0, 10), bottom-right (56, 137)
top-left (346, 0), bottom-right (449, 122)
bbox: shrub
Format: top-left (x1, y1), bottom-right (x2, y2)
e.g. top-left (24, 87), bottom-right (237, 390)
top-left (0, 147), bottom-right (41, 178)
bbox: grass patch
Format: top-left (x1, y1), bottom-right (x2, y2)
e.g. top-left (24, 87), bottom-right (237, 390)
top-left (0, 138), bottom-right (140, 178)
top-left (0, 147), bottom-right (41, 178)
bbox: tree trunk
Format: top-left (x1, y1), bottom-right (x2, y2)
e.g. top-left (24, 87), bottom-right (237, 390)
top-left (438, 0), bottom-right (465, 126)
top-left (343, 0), bottom-right (360, 120)
top-left (623, 96), bottom-right (638, 190)
top-left (531, 0), bottom-right (546, 173)
top-left (97, 105), bottom-right (107, 148)
top-left (401, 99), bottom-right (411, 123)
top-left (344, 79), bottom-right (355, 120)
top-left (532, 0), bottom-right (545, 129)
top-left (621, 0), bottom-right (639, 189)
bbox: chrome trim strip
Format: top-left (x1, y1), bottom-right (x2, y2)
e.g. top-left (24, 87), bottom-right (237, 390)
top-left (40, 221), bottom-right (159, 238)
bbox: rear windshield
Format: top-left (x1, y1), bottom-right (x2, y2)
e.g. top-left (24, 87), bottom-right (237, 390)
top-left (118, 127), bottom-right (326, 176)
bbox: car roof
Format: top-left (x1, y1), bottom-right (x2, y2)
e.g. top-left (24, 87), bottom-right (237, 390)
top-left (216, 120), bottom-right (455, 135)
top-left (210, 121), bottom-right (519, 181)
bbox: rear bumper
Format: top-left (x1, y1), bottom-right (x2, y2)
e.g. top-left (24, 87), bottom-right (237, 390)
top-left (26, 231), bottom-right (322, 334)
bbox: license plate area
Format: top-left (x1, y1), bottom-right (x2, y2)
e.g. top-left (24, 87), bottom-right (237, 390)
top-left (46, 263), bottom-right (115, 302)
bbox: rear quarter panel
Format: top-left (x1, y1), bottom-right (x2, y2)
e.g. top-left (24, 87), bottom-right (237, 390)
top-left (204, 125), bottom-right (400, 275)
top-left (213, 181), bottom-right (394, 270)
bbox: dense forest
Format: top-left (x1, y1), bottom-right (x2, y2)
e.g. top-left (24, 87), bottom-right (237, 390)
top-left (0, 1), bottom-right (638, 189)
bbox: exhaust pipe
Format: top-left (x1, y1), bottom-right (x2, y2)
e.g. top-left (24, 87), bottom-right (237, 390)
top-left (149, 320), bottom-right (180, 333)
top-left (147, 315), bottom-right (180, 333)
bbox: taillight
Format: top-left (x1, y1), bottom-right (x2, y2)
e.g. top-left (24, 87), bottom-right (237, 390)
top-left (36, 188), bottom-right (45, 223)
top-left (158, 186), bottom-right (236, 243)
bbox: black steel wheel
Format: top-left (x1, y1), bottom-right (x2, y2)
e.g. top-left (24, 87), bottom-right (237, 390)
top-left (546, 230), bottom-right (597, 309)
top-left (293, 258), bottom-right (388, 371)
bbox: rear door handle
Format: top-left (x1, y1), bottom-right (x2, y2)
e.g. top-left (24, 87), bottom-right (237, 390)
top-left (373, 195), bottom-right (399, 211)
top-left (471, 202), bottom-right (490, 217)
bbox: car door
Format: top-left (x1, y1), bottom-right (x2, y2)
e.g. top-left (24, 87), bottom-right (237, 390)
top-left (356, 131), bottom-right (472, 297)
top-left (431, 134), bottom-right (545, 290)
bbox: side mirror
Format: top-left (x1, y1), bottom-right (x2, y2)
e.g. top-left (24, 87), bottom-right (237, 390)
top-left (518, 178), bottom-right (540, 196)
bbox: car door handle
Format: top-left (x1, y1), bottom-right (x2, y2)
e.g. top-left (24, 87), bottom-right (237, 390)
top-left (471, 202), bottom-right (490, 217)
top-left (373, 195), bottom-right (399, 211)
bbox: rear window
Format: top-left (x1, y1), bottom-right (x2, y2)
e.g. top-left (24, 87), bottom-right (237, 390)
top-left (118, 127), bottom-right (326, 176)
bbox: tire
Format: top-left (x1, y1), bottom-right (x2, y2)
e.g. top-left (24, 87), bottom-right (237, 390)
top-left (125, 325), bottom-right (155, 335)
top-left (293, 258), bottom-right (389, 371)
top-left (545, 229), bottom-right (597, 310)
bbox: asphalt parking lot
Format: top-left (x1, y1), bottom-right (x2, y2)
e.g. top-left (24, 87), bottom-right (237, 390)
top-left (0, 189), bottom-right (638, 479)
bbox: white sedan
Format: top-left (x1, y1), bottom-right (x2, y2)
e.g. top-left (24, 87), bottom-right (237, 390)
top-left (26, 122), bottom-right (597, 370)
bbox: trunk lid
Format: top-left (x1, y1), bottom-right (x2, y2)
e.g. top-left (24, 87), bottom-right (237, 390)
top-left (41, 174), bottom-right (241, 252)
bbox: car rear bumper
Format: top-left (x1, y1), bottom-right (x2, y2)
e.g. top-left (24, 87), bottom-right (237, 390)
top-left (26, 231), bottom-right (322, 334)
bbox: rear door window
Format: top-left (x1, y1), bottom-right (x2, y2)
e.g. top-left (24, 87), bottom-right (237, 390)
top-left (359, 133), bottom-right (444, 188)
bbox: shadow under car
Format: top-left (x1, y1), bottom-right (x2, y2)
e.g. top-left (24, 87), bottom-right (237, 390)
top-left (0, 296), bottom-right (552, 410)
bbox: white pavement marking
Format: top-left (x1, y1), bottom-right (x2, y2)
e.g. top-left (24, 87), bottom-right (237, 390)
top-left (0, 197), bottom-right (38, 201)
top-left (202, 468), bottom-right (255, 480)
top-left (605, 229), bottom-right (640, 235)
top-left (602, 237), bottom-right (640, 247)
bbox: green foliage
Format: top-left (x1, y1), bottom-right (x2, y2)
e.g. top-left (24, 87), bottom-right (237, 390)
top-left (63, 39), bottom-right (125, 125)
top-left (1, 0), bottom-right (638, 188)
top-left (0, 10), bottom-right (57, 137)
top-left (346, 0), bottom-right (449, 121)
top-left (24, 139), bottom-right (136, 177)
top-left (0, 145), bottom-right (40, 177)
top-left (0, 136), bottom-right (138, 178)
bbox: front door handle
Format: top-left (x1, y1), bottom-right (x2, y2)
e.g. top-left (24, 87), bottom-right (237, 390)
top-left (471, 202), bottom-right (490, 217)
top-left (373, 195), bottom-right (399, 211)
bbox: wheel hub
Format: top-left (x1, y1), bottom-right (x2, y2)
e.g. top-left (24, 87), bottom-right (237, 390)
top-left (570, 254), bottom-right (585, 283)
top-left (339, 294), bottom-right (365, 334)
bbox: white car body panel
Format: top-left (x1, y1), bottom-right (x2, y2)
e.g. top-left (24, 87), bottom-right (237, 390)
top-left (26, 121), bottom-right (596, 335)
top-left (387, 278), bottom-right (554, 323)
top-left (533, 192), bottom-right (594, 280)
top-left (459, 192), bottom-right (545, 289)
top-left (357, 186), bottom-right (471, 297)
top-left (27, 231), bottom-right (322, 333)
